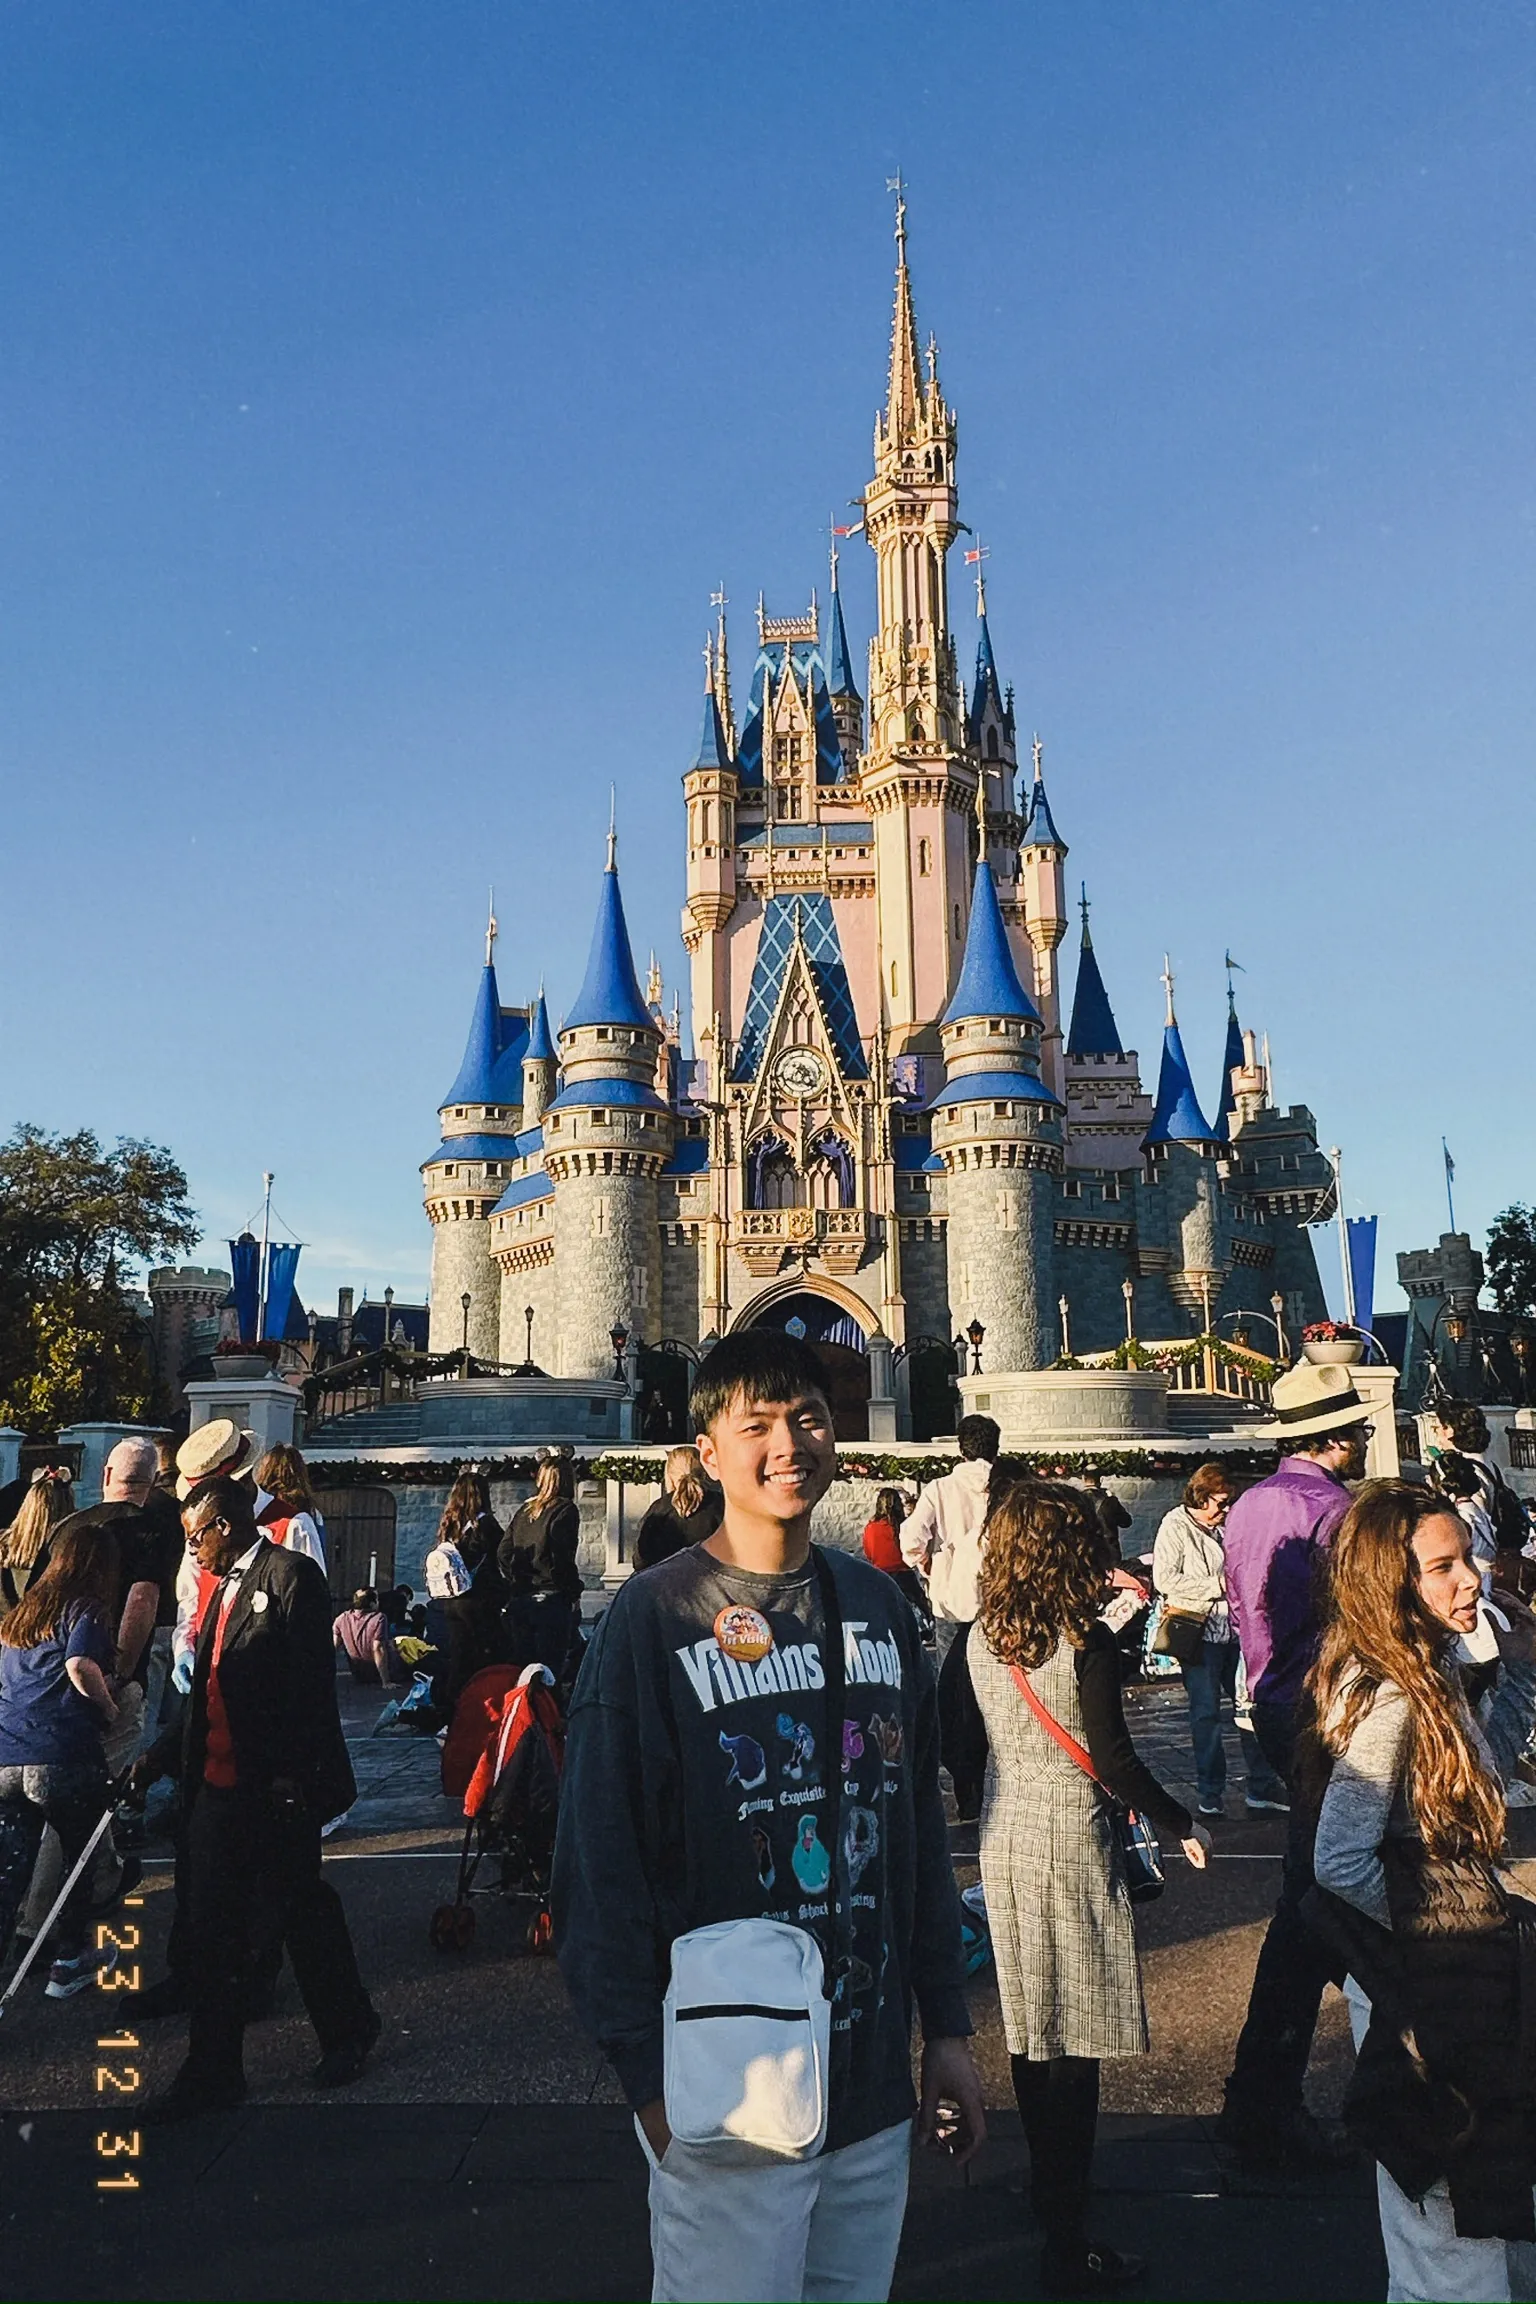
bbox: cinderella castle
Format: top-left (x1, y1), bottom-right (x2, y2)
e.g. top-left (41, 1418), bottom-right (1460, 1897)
top-left (419, 200), bottom-right (1332, 1442)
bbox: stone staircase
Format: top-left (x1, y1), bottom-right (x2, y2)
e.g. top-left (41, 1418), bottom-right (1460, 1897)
top-left (305, 1400), bottom-right (425, 1449)
top-left (1163, 1393), bottom-right (1269, 1438)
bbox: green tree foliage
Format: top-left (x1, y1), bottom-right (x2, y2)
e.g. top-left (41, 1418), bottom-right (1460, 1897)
top-left (1486, 1203), bottom-right (1536, 1320)
top-left (0, 1126), bottom-right (199, 1434)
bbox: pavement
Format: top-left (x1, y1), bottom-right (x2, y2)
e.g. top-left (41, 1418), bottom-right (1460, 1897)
top-left (0, 1671), bottom-right (1423, 2301)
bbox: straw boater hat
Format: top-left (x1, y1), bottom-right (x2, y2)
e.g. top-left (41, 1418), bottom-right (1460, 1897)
top-left (1255, 1360), bottom-right (1375, 1444)
top-left (175, 1419), bottom-right (263, 1501)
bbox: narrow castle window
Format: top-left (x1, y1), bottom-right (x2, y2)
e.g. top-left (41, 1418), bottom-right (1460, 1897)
top-left (890, 961), bottom-right (898, 998)
top-left (953, 905), bottom-right (961, 940)
top-left (917, 837), bottom-right (931, 876)
top-left (986, 727), bottom-right (999, 759)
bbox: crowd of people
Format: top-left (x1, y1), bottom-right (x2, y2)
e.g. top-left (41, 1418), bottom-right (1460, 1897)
top-left (3, 1346), bottom-right (1535, 2301)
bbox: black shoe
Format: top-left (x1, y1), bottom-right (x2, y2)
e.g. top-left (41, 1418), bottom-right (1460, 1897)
top-left (88, 1854), bottom-right (142, 1916)
top-left (119, 1973), bottom-right (191, 2020)
top-left (142, 2072), bottom-right (247, 2123)
top-left (1216, 2102), bottom-right (1354, 2170)
top-left (310, 2007), bottom-right (381, 2089)
top-left (1040, 2241), bottom-right (1147, 2298)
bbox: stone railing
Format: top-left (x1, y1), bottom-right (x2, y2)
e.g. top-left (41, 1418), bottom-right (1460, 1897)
top-left (733, 1207), bottom-right (869, 1275)
top-left (1077, 1339), bottom-right (1275, 1407)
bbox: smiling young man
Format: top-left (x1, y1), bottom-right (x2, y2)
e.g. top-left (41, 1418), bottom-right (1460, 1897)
top-left (553, 1329), bottom-right (983, 2304)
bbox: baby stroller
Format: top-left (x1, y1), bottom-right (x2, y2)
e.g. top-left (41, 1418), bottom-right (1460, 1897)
top-left (430, 1663), bottom-right (565, 1954)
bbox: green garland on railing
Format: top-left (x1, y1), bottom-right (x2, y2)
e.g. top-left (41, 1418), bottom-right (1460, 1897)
top-left (307, 1441), bottom-right (1282, 1489)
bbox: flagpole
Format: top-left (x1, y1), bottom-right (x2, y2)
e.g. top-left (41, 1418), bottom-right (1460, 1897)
top-left (1442, 1139), bottom-right (1457, 1233)
top-left (257, 1170), bottom-right (274, 1342)
top-left (1330, 1146), bottom-right (1356, 1324)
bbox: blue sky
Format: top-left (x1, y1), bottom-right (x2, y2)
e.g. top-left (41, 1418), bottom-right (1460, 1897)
top-left (3, 3), bottom-right (1532, 1323)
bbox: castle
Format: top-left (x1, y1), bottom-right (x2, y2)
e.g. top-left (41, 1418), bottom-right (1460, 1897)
top-left (420, 200), bottom-right (1331, 1441)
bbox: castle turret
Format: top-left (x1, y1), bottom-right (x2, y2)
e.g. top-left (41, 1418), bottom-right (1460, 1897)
top-left (522, 988), bottom-right (556, 1127)
top-left (681, 627), bottom-right (739, 1059)
top-left (826, 540), bottom-right (863, 777)
top-left (1141, 960), bottom-right (1225, 1319)
top-left (423, 903), bottom-right (529, 1357)
top-left (1018, 739), bottom-right (1069, 1104)
top-left (545, 835), bottom-right (674, 1378)
top-left (930, 858), bottom-right (1062, 1371)
top-left (1062, 886), bottom-right (1155, 1170)
top-left (1214, 973), bottom-right (1246, 1141)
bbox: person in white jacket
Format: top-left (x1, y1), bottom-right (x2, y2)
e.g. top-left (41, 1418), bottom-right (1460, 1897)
top-left (900, 1416), bottom-right (1001, 1665)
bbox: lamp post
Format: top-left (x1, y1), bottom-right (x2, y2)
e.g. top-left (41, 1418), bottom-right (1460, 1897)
top-left (1121, 1277), bottom-right (1135, 1344)
top-left (1058, 1294), bottom-right (1072, 1360)
top-left (381, 1285), bottom-right (395, 1404)
top-left (383, 1285), bottom-right (395, 1344)
top-left (523, 1304), bottom-right (535, 1366)
top-left (610, 1322), bottom-right (629, 1381)
top-left (966, 1318), bottom-right (985, 1375)
top-left (459, 1291), bottom-right (472, 1355)
top-left (1512, 1324), bottom-right (1533, 1409)
top-left (1271, 1291), bottom-right (1289, 1365)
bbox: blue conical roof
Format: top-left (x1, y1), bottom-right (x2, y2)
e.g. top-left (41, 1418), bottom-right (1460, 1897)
top-left (968, 612), bottom-right (1006, 739)
top-left (526, 989), bottom-right (555, 1063)
top-left (564, 863), bottom-right (655, 1034)
top-left (1215, 1000), bottom-right (1245, 1140)
top-left (1067, 923), bottom-right (1125, 1059)
top-left (1145, 1021), bottom-right (1219, 1145)
top-left (1022, 765), bottom-right (1066, 851)
top-left (827, 582), bottom-right (860, 700)
top-left (442, 963), bottom-right (503, 1106)
top-left (691, 685), bottom-right (731, 771)
top-left (942, 863), bottom-right (1041, 1025)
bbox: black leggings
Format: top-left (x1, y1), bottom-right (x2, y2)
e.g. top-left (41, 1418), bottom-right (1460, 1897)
top-left (1011, 2053), bottom-right (1101, 2247)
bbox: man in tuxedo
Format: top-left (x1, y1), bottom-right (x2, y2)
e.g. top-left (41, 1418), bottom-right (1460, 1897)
top-left (136, 1476), bottom-right (379, 2118)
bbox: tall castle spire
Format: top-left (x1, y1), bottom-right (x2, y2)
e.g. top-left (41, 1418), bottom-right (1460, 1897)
top-left (884, 175), bottom-right (923, 444)
top-left (1144, 958), bottom-right (1219, 1146)
top-left (1066, 885), bottom-right (1126, 1061)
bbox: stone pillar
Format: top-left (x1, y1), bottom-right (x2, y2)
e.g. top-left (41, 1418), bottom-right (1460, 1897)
top-left (181, 1377), bottom-right (301, 1458)
top-left (0, 1428), bottom-right (26, 1493)
top-left (1350, 1364), bottom-right (1401, 1479)
top-left (57, 1422), bottom-right (172, 1508)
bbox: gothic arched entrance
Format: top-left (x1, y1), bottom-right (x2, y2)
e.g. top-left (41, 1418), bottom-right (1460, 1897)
top-left (741, 1291), bottom-right (871, 1442)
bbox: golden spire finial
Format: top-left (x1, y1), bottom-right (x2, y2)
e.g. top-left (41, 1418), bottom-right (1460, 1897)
top-left (975, 759), bottom-right (987, 841)
top-left (1161, 953), bottom-right (1177, 1028)
top-left (606, 786), bottom-right (617, 872)
top-left (883, 172), bottom-right (922, 441)
top-left (485, 888), bottom-right (498, 968)
top-left (709, 584), bottom-right (735, 752)
top-left (1032, 731), bottom-right (1044, 784)
top-left (646, 951), bottom-right (663, 1009)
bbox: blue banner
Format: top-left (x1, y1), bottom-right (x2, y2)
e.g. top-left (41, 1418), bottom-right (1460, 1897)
top-left (228, 1234), bottom-right (260, 1343)
top-left (1347, 1216), bottom-right (1377, 1341)
top-left (264, 1242), bottom-right (302, 1345)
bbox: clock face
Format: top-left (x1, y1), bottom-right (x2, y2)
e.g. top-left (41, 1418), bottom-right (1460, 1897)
top-left (774, 1047), bottom-right (829, 1100)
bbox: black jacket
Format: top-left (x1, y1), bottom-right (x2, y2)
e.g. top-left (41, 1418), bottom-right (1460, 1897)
top-left (151, 1539), bottom-right (355, 1824)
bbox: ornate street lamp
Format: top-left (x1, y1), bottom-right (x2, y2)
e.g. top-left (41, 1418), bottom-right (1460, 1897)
top-left (1121, 1277), bottom-right (1135, 1343)
top-left (523, 1304), bottom-right (535, 1365)
top-left (460, 1291), bottom-right (472, 1354)
top-left (610, 1321), bottom-right (630, 1380)
top-left (966, 1318), bottom-right (985, 1375)
top-left (1271, 1291), bottom-right (1289, 1365)
top-left (1058, 1294), bottom-right (1072, 1359)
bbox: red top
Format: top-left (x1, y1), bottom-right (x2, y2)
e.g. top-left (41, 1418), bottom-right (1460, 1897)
top-left (203, 1585), bottom-right (239, 1787)
top-left (861, 1518), bottom-right (905, 1577)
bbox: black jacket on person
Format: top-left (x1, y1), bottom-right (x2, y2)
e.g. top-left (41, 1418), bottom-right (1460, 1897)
top-left (631, 1489), bottom-right (723, 1571)
top-left (498, 1500), bottom-right (581, 1601)
top-left (149, 1538), bottom-right (356, 1825)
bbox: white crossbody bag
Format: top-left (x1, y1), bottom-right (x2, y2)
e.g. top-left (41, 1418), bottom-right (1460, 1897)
top-left (661, 1551), bottom-right (846, 2160)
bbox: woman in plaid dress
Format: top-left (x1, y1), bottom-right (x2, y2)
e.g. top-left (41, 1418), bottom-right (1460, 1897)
top-left (969, 1479), bottom-right (1211, 2298)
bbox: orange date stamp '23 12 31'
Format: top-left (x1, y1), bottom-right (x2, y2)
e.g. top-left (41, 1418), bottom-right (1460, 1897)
top-left (94, 1890), bottom-right (144, 2190)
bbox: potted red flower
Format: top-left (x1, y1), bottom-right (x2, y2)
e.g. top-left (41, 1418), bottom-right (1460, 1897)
top-left (1302, 1319), bottom-right (1364, 1367)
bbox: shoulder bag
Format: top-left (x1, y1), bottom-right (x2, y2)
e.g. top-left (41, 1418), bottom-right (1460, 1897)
top-left (1149, 1602), bottom-right (1210, 1668)
top-left (661, 1548), bottom-right (848, 2158)
top-left (1009, 1661), bottom-right (1166, 1904)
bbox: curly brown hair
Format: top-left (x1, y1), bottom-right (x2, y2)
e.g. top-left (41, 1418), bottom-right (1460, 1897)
top-left (977, 1478), bottom-right (1116, 1672)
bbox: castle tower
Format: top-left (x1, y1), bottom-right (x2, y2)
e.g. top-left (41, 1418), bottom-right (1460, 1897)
top-left (545, 837), bottom-right (674, 1378)
top-left (826, 540), bottom-right (864, 777)
top-left (1062, 886), bottom-right (1155, 1170)
top-left (931, 855), bottom-right (1063, 1370)
top-left (966, 567), bottom-right (1019, 849)
top-left (681, 636), bottom-right (739, 1058)
top-left (422, 905), bottom-right (529, 1357)
top-left (860, 189), bottom-right (975, 1045)
top-left (1213, 970), bottom-right (1246, 1141)
top-left (522, 988), bottom-right (557, 1127)
top-left (1018, 740), bottom-right (1069, 1102)
top-left (1141, 960), bottom-right (1225, 1320)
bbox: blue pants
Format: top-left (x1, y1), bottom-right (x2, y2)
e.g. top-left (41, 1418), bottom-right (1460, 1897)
top-left (1180, 1640), bottom-right (1286, 1805)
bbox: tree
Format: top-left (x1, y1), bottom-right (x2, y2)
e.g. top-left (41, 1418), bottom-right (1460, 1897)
top-left (1486, 1203), bottom-right (1536, 1320)
top-left (0, 1126), bottom-right (199, 1434)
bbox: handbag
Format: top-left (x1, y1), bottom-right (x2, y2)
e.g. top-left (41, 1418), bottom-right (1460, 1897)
top-left (661, 1549), bottom-right (849, 2158)
top-left (1149, 1603), bottom-right (1209, 1668)
top-left (1009, 1663), bottom-right (1166, 1903)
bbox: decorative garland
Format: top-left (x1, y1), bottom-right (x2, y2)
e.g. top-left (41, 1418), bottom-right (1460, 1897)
top-left (1053, 1334), bottom-right (1281, 1382)
top-left (308, 1442), bottom-right (1282, 1489)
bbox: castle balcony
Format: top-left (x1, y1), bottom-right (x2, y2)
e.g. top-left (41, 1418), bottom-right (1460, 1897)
top-left (733, 1206), bottom-right (870, 1277)
top-left (1077, 1337), bottom-right (1276, 1414)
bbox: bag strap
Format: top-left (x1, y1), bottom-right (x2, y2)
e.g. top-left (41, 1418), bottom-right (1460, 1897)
top-left (1008, 1661), bottom-right (1106, 1793)
top-left (811, 1545), bottom-right (847, 2003)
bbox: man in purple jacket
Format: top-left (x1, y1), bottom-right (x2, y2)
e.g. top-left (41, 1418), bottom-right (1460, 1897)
top-left (1217, 1360), bottom-right (1372, 2174)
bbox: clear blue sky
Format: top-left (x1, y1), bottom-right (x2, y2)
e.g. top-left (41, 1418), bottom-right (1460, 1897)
top-left (3, 3), bottom-right (1532, 1323)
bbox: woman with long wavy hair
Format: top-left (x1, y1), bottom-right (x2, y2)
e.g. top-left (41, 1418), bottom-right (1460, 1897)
top-left (426, 1470), bottom-right (506, 1711)
top-left (1310, 1479), bottom-right (1536, 2301)
top-left (969, 1478), bottom-right (1209, 2299)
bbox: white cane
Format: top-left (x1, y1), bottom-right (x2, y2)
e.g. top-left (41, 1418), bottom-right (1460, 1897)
top-left (0, 1803), bottom-right (120, 2019)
